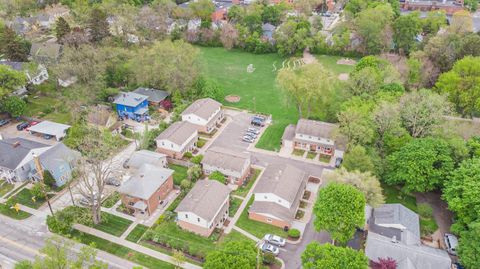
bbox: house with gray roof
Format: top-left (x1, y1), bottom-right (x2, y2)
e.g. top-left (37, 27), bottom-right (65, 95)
top-left (113, 91), bottom-right (149, 122)
top-left (181, 98), bottom-right (224, 134)
top-left (365, 204), bottom-right (451, 269)
top-left (202, 146), bottom-right (251, 185)
top-left (0, 137), bottom-right (78, 186)
top-left (249, 164), bottom-right (306, 229)
top-left (118, 164), bottom-right (174, 216)
top-left (282, 119), bottom-right (338, 156)
top-left (0, 61), bottom-right (49, 95)
top-left (133, 87), bottom-right (170, 106)
top-left (125, 150), bottom-right (167, 170)
top-left (156, 121), bottom-right (198, 159)
top-left (175, 180), bottom-right (230, 237)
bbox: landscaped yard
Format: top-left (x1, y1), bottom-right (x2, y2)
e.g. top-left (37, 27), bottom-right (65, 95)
top-left (0, 203), bottom-right (31, 220)
top-left (229, 198), bottom-right (243, 217)
top-left (319, 154), bottom-right (331, 163)
top-left (126, 224), bottom-right (149, 243)
top-left (87, 212), bottom-right (133, 237)
top-left (200, 47), bottom-right (354, 151)
top-left (197, 138), bottom-right (207, 148)
top-left (168, 164), bottom-right (189, 185)
top-left (236, 197), bottom-right (288, 239)
top-left (10, 188), bottom-right (51, 209)
top-left (0, 181), bottom-right (14, 198)
top-left (306, 151), bottom-right (316, 159)
top-left (232, 169), bottom-right (261, 197)
top-left (292, 149), bottom-right (305, 157)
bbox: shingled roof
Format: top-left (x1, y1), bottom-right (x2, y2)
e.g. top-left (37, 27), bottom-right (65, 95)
top-left (253, 164), bottom-right (305, 204)
top-left (295, 119), bottom-right (337, 139)
top-left (181, 98), bottom-right (222, 121)
top-left (0, 138), bottom-right (50, 170)
top-left (118, 164), bottom-right (173, 200)
top-left (156, 121), bottom-right (197, 146)
top-left (202, 146), bottom-right (250, 174)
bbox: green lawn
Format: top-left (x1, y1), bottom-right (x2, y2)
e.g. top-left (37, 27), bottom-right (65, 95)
top-left (168, 164), bottom-right (189, 185)
top-left (10, 188), bottom-right (50, 209)
top-left (0, 181), bottom-right (14, 198)
top-left (24, 96), bottom-right (72, 124)
top-left (229, 198), bottom-right (243, 217)
top-left (319, 154), bottom-right (331, 163)
top-left (292, 149), bottom-right (305, 156)
top-left (200, 47), bottom-right (354, 151)
top-left (87, 212), bottom-right (133, 237)
top-left (71, 230), bottom-right (175, 269)
top-left (126, 224), bottom-right (149, 243)
top-left (102, 192), bottom-right (120, 208)
top-left (236, 197), bottom-right (288, 239)
top-left (197, 138), bottom-right (207, 148)
top-left (0, 203), bottom-right (31, 219)
top-left (232, 169), bottom-right (261, 197)
top-left (306, 151), bottom-right (316, 159)
top-left (382, 184), bottom-right (417, 212)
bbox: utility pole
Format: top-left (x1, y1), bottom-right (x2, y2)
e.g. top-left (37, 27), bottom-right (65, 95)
top-left (33, 153), bottom-right (54, 216)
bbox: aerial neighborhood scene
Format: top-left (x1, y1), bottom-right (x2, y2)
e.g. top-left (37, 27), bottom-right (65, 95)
top-left (0, 0), bottom-right (480, 268)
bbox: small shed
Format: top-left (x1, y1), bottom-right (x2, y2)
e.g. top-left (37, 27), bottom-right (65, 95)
top-left (28, 120), bottom-right (71, 141)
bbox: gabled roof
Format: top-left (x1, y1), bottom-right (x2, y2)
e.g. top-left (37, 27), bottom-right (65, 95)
top-left (113, 91), bottom-right (148, 107)
top-left (156, 121), bottom-right (197, 146)
top-left (118, 164), bottom-right (173, 200)
top-left (28, 121), bottom-right (71, 138)
top-left (175, 180), bottom-right (230, 222)
top-left (181, 98), bottom-right (222, 121)
top-left (370, 204), bottom-right (420, 245)
top-left (127, 150), bottom-right (166, 170)
top-left (253, 164), bottom-right (305, 204)
top-left (40, 143), bottom-right (80, 171)
top-left (133, 88), bottom-right (170, 103)
top-left (0, 138), bottom-right (49, 170)
top-left (202, 146), bottom-right (250, 174)
top-left (249, 200), bottom-right (296, 221)
top-left (295, 119), bottom-right (337, 139)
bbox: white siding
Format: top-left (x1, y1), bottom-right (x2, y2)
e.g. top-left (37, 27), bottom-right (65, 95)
top-left (182, 114), bottom-right (208, 126)
top-left (156, 131), bottom-right (198, 154)
top-left (295, 133), bottom-right (334, 146)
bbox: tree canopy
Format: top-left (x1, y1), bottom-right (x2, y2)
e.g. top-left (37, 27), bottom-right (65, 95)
top-left (204, 240), bottom-right (258, 269)
top-left (0, 65), bottom-right (26, 100)
top-left (301, 242), bottom-right (368, 269)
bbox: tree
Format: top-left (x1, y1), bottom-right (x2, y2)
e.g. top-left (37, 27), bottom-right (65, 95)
top-left (450, 10), bottom-right (473, 33)
top-left (187, 164), bottom-right (202, 181)
top-left (422, 10), bottom-right (447, 36)
top-left (458, 221), bottom-right (480, 269)
top-left (314, 183), bottom-right (366, 244)
top-left (204, 240), bottom-right (258, 269)
top-left (324, 168), bottom-right (384, 207)
top-left (354, 4), bottom-right (394, 54)
top-left (348, 67), bottom-right (382, 97)
top-left (301, 242), bottom-right (368, 269)
top-left (1, 95), bottom-right (26, 117)
top-left (393, 11), bottom-right (421, 54)
top-left (274, 18), bottom-right (313, 56)
top-left (0, 65), bottom-right (26, 100)
top-left (277, 63), bottom-right (335, 118)
top-left (342, 145), bottom-right (375, 174)
top-left (1, 27), bottom-right (29, 62)
top-left (372, 101), bottom-right (402, 155)
top-left (130, 40), bottom-right (199, 93)
top-left (173, 249), bottom-right (186, 269)
top-left (220, 22), bottom-right (239, 50)
top-left (370, 257), bottom-right (397, 269)
top-left (88, 8), bottom-right (110, 43)
top-left (55, 17), bottom-right (71, 42)
top-left (435, 56), bottom-right (480, 117)
top-left (337, 100), bottom-right (375, 149)
top-left (399, 89), bottom-right (451, 138)
top-left (31, 182), bottom-right (49, 200)
top-left (443, 158), bottom-right (480, 226)
top-left (189, 0), bottom-right (215, 21)
top-left (386, 138), bottom-right (454, 193)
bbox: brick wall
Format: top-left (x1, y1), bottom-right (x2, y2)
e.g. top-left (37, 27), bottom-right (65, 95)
top-left (249, 212), bottom-right (291, 229)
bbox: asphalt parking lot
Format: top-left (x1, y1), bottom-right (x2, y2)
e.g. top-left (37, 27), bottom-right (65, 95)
top-left (0, 120), bottom-right (57, 145)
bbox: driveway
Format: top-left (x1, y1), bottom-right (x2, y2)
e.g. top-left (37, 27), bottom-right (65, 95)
top-left (0, 121), bottom-right (57, 145)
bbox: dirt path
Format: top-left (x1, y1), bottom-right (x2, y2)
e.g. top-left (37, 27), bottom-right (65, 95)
top-left (303, 49), bottom-right (318, 65)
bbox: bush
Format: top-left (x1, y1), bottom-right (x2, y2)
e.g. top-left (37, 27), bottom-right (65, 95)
top-left (418, 203), bottom-right (433, 219)
top-left (183, 152), bottom-right (193, 159)
top-left (197, 139), bottom-right (207, 148)
top-left (288, 228), bottom-right (301, 238)
top-left (43, 170), bottom-right (56, 188)
top-left (263, 252), bottom-right (276, 265)
top-left (47, 206), bottom-right (88, 235)
top-left (180, 179), bottom-right (192, 189)
top-left (209, 171), bottom-right (226, 184)
top-left (191, 154), bottom-right (204, 164)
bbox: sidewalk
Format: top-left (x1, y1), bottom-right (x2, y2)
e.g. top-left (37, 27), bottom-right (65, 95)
top-left (224, 166), bottom-right (265, 234)
top-left (74, 224), bottom-right (202, 269)
top-left (232, 226), bottom-right (260, 242)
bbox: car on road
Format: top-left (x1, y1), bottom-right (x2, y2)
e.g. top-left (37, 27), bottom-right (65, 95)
top-left (242, 136), bottom-right (254, 143)
top-left (444, 233), bottom-right (458, 255)
top-left (335, 157), bottom-right (343, 168)
top-left (264, 234), bottom-right (286, 247)
top-left (106, 177), bottom-right (121, 187)
top-left (16, 122), bottom-right (29, 131)
top-left (260, 242), bottom-right (279, 256)
top-left (0, 119), bottom-right (10, 127)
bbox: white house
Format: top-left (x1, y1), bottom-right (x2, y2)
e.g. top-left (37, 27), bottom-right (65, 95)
top-left (155, 121), bottom-right (198, 159)
top-left (282, 119), bottom-right (338, 156)
top-left (181, 98), bottom-right (224, 134)
top-left (175, 180), bottom-right (230, 237)
top-left (202, 146), bottom-right (251, 185)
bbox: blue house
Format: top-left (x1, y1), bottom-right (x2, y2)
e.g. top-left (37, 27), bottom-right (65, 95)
top-left (113, 91), bottom-right (149, 121)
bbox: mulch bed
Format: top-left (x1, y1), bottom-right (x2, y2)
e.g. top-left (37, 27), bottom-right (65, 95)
top-left (308, 177), bottom-right (320, 184)
top-left (302, 191), bottom-right (312, 200)
top-left (225, 95), bottom-right (241, 103)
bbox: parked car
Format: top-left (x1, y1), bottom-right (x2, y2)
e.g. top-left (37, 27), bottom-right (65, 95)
top-left (444, 233), bottom-right (458, 255)
top-left (335, 157), bottom-right (343, 168)
top-left (260, 243), bottom-right (279, 256)
top-left (106, 177), bottom-right (121, 187)
top-left (242, 136), bottom-right (254, 143)
top-left (16, 122), bottom-right (29, 131)
top-left (0, 119), bottom-right (10, 127)
top-left (43, 134), bottom-right (53, 140)
top-left (251, 119), bottom-right (265, 127)
top-left (253, 115), bottom-right (266, 122)
top-left (247, 127), bottom-right (260, 134)
top-left (25, 121), bottom-right (39, 131)
top-left (123, 159), bottom-right (130, 169)
top-left (264, 234), bottom-right (286, 247)
top-left (245, 132), bottom-right (257, 139)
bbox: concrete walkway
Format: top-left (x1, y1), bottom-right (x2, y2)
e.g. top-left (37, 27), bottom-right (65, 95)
top-left (224, 166), bottom-right (265, 234)
top-left (120, 221), bottom-right (138, 240)
top-left (232, 226), bottom-right (260, 242)
top-left (18, 205), bottom-right (49, 218)
top-left (74, 224), bottom-right (202, 269)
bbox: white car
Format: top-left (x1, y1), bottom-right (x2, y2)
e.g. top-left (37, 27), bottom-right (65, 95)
top-left (444, 233), bottom-right (458, 256)
top-left (264, 234), bottom-right (286, 247)
top-left (260, 242), bottom-right (279, 256)
top-left (247, 128), bottom-right (260, 134)
top-left (242, 136), bottom-right (254, 143)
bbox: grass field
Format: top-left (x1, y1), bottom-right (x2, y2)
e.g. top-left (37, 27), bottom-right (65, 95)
top-left (88, 212), bottom-right (133, 237)
top-left (199, 47), bottom-right (353, 151)
top-left (0, 181), bottom-right (14, 198)
top-left (126, 224), bottom-right (149, 243)
top-left (0, 203), bottom-right (31, 220)
top-left (10, 188), bottom-right (50, 209)
top-left (232, 169), bottom-right (261, 197)
top-left (168, 164), bottom-right (189, 185)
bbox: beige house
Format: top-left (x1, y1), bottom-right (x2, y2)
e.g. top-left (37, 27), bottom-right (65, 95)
top-left (125, 150), bottom-right (167, 169)
top-left (181, 98), bottom-right (224, 134)
top-left (175, 180), bottom-right (230, 237)
top-left (202, 146), bottom-right (251, 185)
top-left (282, 119), bottom-right (337, 156)
top-left (249, 164), bottom-right (306, 229)
top-left (156, 121), bottom-right (198, 159)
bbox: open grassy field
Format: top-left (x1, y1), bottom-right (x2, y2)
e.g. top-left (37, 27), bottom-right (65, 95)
top-left (199, 47), bottom-right (354, 151)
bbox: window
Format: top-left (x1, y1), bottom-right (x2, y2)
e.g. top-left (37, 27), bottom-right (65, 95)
top-left (197, 218), bottom-right (200, 222)
top-left (185, 214), bottom-right (188, 218)
top-left (162, 142), bottom-right (165, 146)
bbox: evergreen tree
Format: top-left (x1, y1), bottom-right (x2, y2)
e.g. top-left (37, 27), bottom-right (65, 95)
top-left (55, 17), bottom-right (71, 43)
top-left (2, 27), bottom-right (29, 61)
top-left (88, 8), bottom-right (110, 43)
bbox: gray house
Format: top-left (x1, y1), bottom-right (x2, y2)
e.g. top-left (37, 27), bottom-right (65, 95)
top-left (365, 204), bottom-right (451, 269)
top-left (133, 87), bottom-right (170, 106)
top-left (0, 138), bottom-right (79, 186)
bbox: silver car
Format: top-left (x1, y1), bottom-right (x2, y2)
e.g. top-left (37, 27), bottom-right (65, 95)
top-left (444, 233), bottom-right (458, 255)
top-left (260, 242), bottom-right (279, 256)
top-left (264, 234), bottom-right (286, 247)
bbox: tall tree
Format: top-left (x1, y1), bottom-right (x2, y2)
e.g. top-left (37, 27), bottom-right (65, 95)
top-left (393, 11), bottom-right (421, 54)
top-left (338, 99), bottom-right (375, 149)
top-left (204, 240), bottom-right (258, 269)
top-left (457, 221), bottom-right (480, 269)
top-left (435, 56), bottom-right (480, 117)
top-left (372, 101), bottom-right (402, 155)
top-left (386, 138), bottom-right (454, 193)
top-left (55, 17), bottom-right (71, 42)
top-left (302, 242), bottom-right (368, 269)
top-left (189, 0), bottom-right (215, 21)
top-left (314, 183), bottom-right (366, 244)
top-left (0, 65), bottom-right (26, 99)
top-left (2, 27), bottom-right (29, 61)
top-left (354, 4), bottom-right (394, 54)
top-left (342, 145), bottom-right (375, 174)
top-left (2, 95), bottom-right (27, 117)
top-left (88, 8), bottom-right (110, 43)
top-left (274, 18), bottom-right (313, 56)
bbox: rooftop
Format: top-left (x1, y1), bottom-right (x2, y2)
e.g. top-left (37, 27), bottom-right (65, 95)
top-left (253, 164), bottom-right (305, 204)
top-left (0, 138), bottom-right (49, 170)
top-left (133, 88), bottom-right (170, 103)
top-left (126, 150), bottom-right (166, 170)
top-left (113, 91), bottom-right (148, 107)
top-left (118, 164), bottom-right (173, 200)
top-left (295, 119), bottom-right (337, 139)
top-left (202, 146), bottom-right (250, 173)
top-left (156, 121), bottom-right (198, 146)
top-left (28, 121), bottom-right (71, 138)
top-left (181, 98), bottom-right (222, 121)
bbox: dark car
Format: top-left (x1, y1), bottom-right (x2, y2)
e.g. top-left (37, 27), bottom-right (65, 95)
top-left (0, 119), bottom-right (10, 127)
top-left (106, 177), bottom-right (121, 187)
top-left (251, 119), bottom-right (265, 127)
top-left (335, 157), bottom-right (343, 168)
top-left (16, 122), bottom-right (29, 131)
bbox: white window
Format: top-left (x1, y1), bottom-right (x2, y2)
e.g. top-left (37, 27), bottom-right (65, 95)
top-left (197, 218), bottom-right (200, 222)
top-left (185, 214), bottom-right (188, 218)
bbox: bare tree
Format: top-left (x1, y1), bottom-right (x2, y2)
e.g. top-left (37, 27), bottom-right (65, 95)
top-left (220, 23), bottom-right (239, 49)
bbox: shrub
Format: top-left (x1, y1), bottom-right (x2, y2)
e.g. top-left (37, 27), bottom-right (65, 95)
top-left (183, 152), bottom-right (193, 159)
top-left (263, 252), bottom-right (276, 265)
top-left (180, 179), bottom-right (192, 189)
top-left (197, 139), bottom-right (207, 148)
top-left (43, 170), bottom-right (56, 188)
top-left (191, 154), bottom-right (204, 164)
top-left (288, 228), bottom-right (301, 238)
top-left (418, 203), bottom-right (433, 219)
top-left (209, 171), bottom-right (226, 184)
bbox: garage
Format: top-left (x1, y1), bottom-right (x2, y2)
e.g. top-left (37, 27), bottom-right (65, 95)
top-left (28, 120), bottom-right (71, 141)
